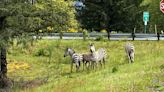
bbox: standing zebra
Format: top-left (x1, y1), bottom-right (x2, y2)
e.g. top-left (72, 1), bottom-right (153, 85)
top-left (82, 53), bottom-right (96, 70)
top-left (89, 43), bottom-right (107, 68)
top-left (125, 42), bottom-right (135, 63)
top-left (64, 48), bottom-right (83, 72)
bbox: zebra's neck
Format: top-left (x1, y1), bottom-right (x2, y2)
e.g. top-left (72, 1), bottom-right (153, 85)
top-left (69, 51), bottom-right (75, 57)
top-left (91, 50), bottom-right (97, 57)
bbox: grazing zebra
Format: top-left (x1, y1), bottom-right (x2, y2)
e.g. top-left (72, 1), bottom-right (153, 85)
top-left (82, 53), bottom-right (96, 70)
top-left (125, 42), bottom-right (135, 63)
top-left (89, 43), bottom-right (107, 68)
top-left (64, 48), bottom-right (83, 72)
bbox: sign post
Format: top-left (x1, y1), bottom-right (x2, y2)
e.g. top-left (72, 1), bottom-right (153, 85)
top-left (160, 0), bottom-right (164, 13)
top-left (143, 12), bottom-right (149, 34)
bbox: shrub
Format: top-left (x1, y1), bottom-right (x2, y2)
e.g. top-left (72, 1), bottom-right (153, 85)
top-left (35, 48), bottom-right (50, 57)
top-left (47, 26), bottom-right (54, 32)
top-left (95, 35), bottom-right (104, 41)
top-left (112, 66), bottom-right (118, 73)
top-left (67, 28), bottom-right (78, 33)
top-left (83, 29), bottom-right (89, 40)
top-left (111, 31), bottom-right (117, 34)
top-left (100, 29), bottom-right (107, 33)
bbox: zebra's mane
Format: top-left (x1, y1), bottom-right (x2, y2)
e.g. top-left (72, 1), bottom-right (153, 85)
top-left (68, 48), bottom-right (75, 53)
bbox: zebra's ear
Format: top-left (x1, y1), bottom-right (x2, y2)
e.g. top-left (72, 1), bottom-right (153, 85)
top-left (64, 47), bottom-right (69, 51)
top-left (89, 42), bottom-right (94, 46)
top-left (66, 46), bottom-right (70, 49)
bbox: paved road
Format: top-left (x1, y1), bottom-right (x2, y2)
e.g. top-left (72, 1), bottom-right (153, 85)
top-left (34, 33), bottom-right (164, 40)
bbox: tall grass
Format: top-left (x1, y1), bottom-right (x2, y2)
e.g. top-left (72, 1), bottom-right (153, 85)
top-left (6, 40), bottom-right (164, 92)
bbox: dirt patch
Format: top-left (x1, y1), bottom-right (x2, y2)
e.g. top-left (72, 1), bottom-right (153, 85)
top-left (0, 73), bottom-right (12, 92)
top-left (20, 78), bottom-right (48, 89)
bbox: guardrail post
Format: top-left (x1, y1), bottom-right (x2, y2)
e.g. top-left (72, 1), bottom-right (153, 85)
top-left (83, 31), bottom-right (86, 41)
top-left (157, 33), bottom-right (160, 41)
top-left (131, 32), bottom-right (135, 41)
top-left (107, 30), bottom-right (110, 40)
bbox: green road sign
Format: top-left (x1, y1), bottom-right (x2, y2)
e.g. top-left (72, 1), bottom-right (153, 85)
top-left (143, 12), bottom-right (149, 22)
top-left (143, 12), bottom-right (149, 34)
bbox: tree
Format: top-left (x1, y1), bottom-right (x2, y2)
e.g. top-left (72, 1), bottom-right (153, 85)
top-left (0, 0), bottom-right (79, 46)
top-left (77, 0), bottom-right (144, 32)
top-left (146, 0), bottom-right (164, 32)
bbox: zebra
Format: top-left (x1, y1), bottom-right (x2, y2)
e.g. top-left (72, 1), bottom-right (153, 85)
top-left (89, 43), bottom-right (107, 68)
top-left (64, 48), bottom-right (83, 72)
top-left (125, 42), bottom-right (135, 63)
top-left (82, 53), bottom-right (96, 70)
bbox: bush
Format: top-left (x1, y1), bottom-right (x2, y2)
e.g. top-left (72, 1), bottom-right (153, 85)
top-left (67, 28), bottom-right (78, 33)
top-left (100, 29), bottom-right (107, 33)
top-left (95, 35), bottom-right (104, 41)
top-left (83, 29), bottom-right (89, 40)
top-left (35, 48), bottom-right (50, 57)
top-left (112, 66), bottom-right (118, 73)
top-left (111, 31), bottom-right (117, 34)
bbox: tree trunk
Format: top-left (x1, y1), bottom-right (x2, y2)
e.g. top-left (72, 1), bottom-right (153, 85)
top-left (1, 47), bottom-right (7, 75)
top-left (0, 47), bottom-right (11, 89)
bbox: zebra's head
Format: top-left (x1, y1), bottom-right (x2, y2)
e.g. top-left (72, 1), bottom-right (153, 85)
top-left (64, 48), bottom-right (75, 57)
top-left (89, 43), bottom-right (96, 53)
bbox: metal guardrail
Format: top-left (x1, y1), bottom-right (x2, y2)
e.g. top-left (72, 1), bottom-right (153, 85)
top-left (31, 33), bottom-right (164, 40)
top-left (43, 33), bottom-right (164, 37)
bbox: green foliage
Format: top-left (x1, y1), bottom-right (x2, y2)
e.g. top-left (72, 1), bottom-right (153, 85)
top-left (0, 0), bottom-right (79, 46)
top-left (100, 29), bottom-right (107, 33)
top-left (35, 48), bottom-right (50, 57)
top-left (78, 0), bottom-right (144, 32)
top-left (112, 66), bottom-right (118, 73)
top-left (146, 0), bottom-right (164, 32)
top-left (95, 35), bottom-right (105, 41)
top-left (83, 29), bottom-right (88, 40)
top-left (160, 64), bottom-right (164, 70)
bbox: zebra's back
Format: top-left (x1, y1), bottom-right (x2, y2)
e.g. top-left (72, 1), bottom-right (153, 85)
top-left (125, 43), bottom-right (135, 53)
top-left (97, 48), bottom-right (106, 61)
top-left (72, 53), bottom-right (83, 63)
top-left (125, 42), bottom-right (135, 63)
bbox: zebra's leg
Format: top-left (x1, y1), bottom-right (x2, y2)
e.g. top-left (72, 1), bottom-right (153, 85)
top-left (99, 60), bottom-right (103, 68)
top-left (85, 61), bottom-right (89, 70)
top-left (95, 61), bottom-right (99, 69)
top-left (76, 64), bottom-right (78, 72)
top-left (128, 52), bottom-right (131, 63)
top-left (103, 58), bottom-right (105, 68)
top-left (75, 62), bottom-right (80, 72)
top-left (90, 61), bottom-right (93, 69)
top-left (94, 62), bottom-right (98, 69)
top-left (130, 52), bottom-right (134, 63)
top-left (89, 61), bottom-right (92, 70)
top-left (78, 61), bottom-right (81, 71)
top-left (70, 61), bottom-right (73, 73)
top-left (83, 60), bottom-right (85, 70)
top-left (88, 61), bottom-right (91, 69)
top-left (91, 61), bottom-right (95, 69)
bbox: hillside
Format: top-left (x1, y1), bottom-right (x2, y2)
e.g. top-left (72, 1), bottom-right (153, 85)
top-left (6, 40), bottom-right (164, 92)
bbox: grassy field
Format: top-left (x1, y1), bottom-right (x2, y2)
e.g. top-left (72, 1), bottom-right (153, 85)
top-left (6, 40), bottom-right (164, 92)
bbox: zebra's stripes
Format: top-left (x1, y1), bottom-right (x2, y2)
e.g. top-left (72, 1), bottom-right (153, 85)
top-left (64, 48), bottom-right (83, 72)
top-left (125, 42), bottom-right (135, 63)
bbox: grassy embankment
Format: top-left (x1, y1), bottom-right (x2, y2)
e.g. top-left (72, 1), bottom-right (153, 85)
top-left (6, 40), bottom-right (164, 92)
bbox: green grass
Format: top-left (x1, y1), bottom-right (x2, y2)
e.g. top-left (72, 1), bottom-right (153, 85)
top-left (6, 40), bottom-right (164, 92)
